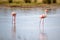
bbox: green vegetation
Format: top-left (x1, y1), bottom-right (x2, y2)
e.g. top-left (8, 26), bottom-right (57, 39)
top-left (0, 1), bottom-right (60, 7)
top-left (0, 1), bottom-right (8, 4)
top-left (0, 1), bottom-right (43, 7)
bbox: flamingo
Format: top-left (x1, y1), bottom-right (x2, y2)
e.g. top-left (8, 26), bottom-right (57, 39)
top-left (11, 12), bottom-right (16, 40)
top-left (39, 9), bottom-right (48, 40)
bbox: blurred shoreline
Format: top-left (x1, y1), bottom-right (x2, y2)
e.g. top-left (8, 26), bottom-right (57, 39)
top-left (0, 4), bottom-right (60, 9)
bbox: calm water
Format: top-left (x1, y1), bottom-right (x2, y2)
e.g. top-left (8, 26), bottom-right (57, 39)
top-left (0, 7), bottom-right (60, 40)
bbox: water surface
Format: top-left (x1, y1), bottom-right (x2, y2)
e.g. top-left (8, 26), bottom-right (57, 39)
top-left (0, 7), bottom-right (60, 40)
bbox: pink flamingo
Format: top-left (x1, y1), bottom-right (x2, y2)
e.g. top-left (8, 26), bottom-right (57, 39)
top-left (39, 9), bottom-right (48, 40)
top-left (11, 12), bottom-right (16, 40)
